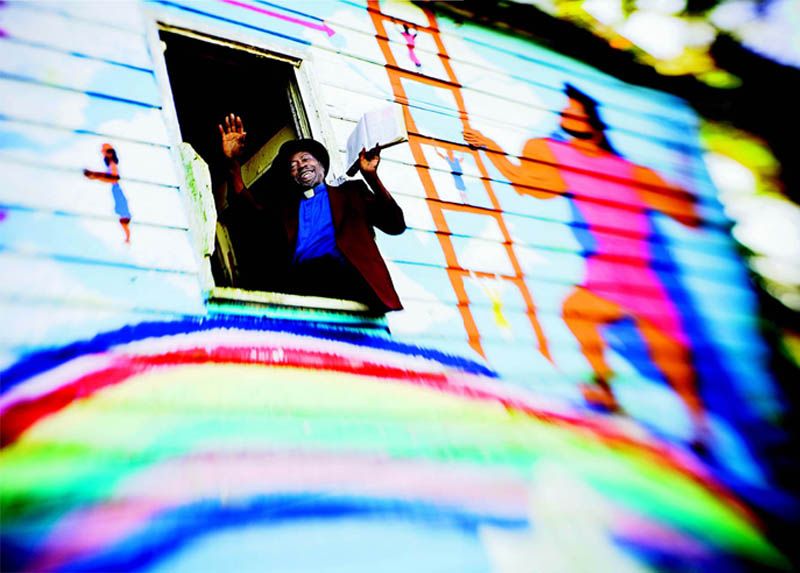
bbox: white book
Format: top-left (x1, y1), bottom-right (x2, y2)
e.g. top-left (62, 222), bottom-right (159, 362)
top-left (345, 104), bottom-right (408, 176)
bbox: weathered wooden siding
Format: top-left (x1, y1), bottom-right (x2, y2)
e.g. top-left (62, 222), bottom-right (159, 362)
top-left (0, 0), bottom-right (772, 384)
top-left (0, 0), bottom-right (205, 369)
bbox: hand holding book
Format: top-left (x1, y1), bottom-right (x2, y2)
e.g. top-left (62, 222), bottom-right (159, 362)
top-left (358, 146), bottom-right (381, 178)
top-left (346, 105), bottom-right (408, 176)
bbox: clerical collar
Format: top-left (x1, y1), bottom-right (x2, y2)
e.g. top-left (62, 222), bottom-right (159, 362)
top-left (302, 182), bottom-right (326, 199)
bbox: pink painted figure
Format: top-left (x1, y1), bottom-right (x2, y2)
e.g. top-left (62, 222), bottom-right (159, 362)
top-left (464, 84), bottom-right (707, 446)
top-left (399, 24), bottom-right (422, 68)
top-left (84, 144), bottom-right (131, 243)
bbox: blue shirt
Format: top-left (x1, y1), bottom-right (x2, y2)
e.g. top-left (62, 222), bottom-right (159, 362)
top-left (293, 183), bottom-right (344, 264)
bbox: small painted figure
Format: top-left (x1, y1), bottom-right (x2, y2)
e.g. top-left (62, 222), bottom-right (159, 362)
top-left (84, 143), bottom-right (131, 243)
top-left (399, 24), bottom-right (422, 68)
top-left (435, 147), bottom-right (467, 203)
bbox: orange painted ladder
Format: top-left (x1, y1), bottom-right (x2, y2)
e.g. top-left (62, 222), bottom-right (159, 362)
top-left (366, 1), bottom-right (551, 362)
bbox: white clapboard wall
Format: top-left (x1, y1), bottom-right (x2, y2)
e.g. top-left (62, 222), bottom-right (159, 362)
top-left (0, 0), bottom-right (775, 413)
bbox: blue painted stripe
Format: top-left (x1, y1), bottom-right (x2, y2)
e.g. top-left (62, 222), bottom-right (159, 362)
top-left (0, 117), bottom-right (171, 150)
top-left (0, 37), bottom-right (155, 74)
top-left (0, 203), bottom-right (187, 232)
top-left (0, 72), bottom-right (160, 110)
top-left (49, 495), bottom-right (524, 572)
top-left (0, 315), bottom-right (497, 392)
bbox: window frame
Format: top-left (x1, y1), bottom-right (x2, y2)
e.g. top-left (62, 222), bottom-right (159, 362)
top-left (144, 10), bottom-right (374, 315)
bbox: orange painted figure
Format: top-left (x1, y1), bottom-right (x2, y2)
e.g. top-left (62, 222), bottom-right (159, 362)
top-left (84, 144), bottom-right (131, 243)
top-left (464, 84), bottom-right (707, 443)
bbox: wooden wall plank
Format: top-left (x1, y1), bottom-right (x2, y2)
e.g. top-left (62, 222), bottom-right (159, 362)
top-left (0, 160), bottom-right (188, 229)
top-left (0, 78), bottom-right (168, 146)
top-left (375, 230), bottom-right (754, 299)
top-left (0, 252), bottom-right (204, 315)
top-left (0, 119), bottom-right (179, 187)
top-left (0, 3), bottom-right (152, 68)
top-left (386, 295), bottom-right (762, 352)
top-left (13, 0), bottom-right (148, 33)
top-left (0, 302), bottom-right (165, 356)
top-left (0, 40), bottom-right (162, 107)
top-left (0, 209), bottom-right (198, 273)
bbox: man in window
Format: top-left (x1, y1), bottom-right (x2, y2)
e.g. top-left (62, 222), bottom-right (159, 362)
top-left (217, 114), bottom-right (405, 312)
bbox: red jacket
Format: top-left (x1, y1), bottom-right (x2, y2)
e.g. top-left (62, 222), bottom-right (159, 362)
top-left (283, 180), bottom-right (405, 311)
top-left (228, 179), bottom-right (405, 312)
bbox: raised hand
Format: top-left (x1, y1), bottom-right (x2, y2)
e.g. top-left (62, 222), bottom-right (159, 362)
top-left (358, 146), bottom-right (380, 178)
top-left (463, 128), bottom-right (492, 150)
top-left (218, 113), bottom-right (247, 159)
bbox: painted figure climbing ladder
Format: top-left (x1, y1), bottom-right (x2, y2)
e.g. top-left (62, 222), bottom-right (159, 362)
top-left (367, 1), bottom-right (551, 362)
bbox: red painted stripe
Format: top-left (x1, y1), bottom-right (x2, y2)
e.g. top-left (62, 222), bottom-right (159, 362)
top-left (0, 344), bottom-right (756, 525)
top-left (1, 364), bottom-right (144, 447)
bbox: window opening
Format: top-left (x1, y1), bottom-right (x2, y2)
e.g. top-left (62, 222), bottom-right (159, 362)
top-left (159, 28), bottom-right (311, 294)
top-left (157, 26), bottom-right (403, 318)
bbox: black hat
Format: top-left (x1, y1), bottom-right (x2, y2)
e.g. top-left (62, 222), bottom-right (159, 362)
top-left (268, 138), bottom-right (330, 181)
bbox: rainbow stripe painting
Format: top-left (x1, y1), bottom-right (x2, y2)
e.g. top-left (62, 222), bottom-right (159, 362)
top-left (0, 316), bottom-right (788, 572)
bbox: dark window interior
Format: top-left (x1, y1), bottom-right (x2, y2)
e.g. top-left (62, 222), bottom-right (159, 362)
top-left (159, 29), bottom-right (303, 290)
top-left (160, 29), bottom-right (298, 169)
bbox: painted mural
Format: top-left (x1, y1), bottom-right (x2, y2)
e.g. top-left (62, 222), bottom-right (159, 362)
top-left (0, 0), bottom-right (795, 571)
top-left (83, 144), bottom-right (133, 244)
top-left (0, 316), bottom-right (788, 572)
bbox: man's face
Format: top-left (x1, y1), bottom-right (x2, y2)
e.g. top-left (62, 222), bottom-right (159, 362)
top-left (289, 151), bottom-right (325, 189)
top-left (560, 97), bottom-right (599, 140)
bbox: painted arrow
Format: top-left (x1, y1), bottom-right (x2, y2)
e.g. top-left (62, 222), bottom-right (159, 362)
top-left (221, 0), bottom-right (336, 37)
